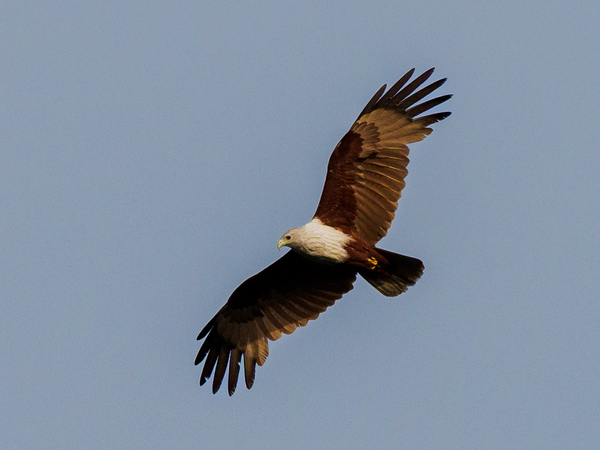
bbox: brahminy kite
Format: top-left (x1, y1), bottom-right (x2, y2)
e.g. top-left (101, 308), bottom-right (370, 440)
top-left (196, 68), bottom-right (451, 395)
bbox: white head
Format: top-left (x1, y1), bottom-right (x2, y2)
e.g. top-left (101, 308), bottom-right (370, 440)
top-left (277, 227), bottom-right (303, 250)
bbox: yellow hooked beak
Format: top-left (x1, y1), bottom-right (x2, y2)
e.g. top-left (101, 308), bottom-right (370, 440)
top-left (277, 234), bottom-right (292, 250)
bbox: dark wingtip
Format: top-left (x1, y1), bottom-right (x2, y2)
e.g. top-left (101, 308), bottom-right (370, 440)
top-left (197, 318), bottom-right (215, 340)
top-left (418, 68), bottom-right (435, 84)
top-left (194, 348), bottom-right (206, 366)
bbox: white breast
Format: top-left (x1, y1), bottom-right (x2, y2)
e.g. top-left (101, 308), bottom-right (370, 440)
top-left (294, 218), bottom-right (351, 263)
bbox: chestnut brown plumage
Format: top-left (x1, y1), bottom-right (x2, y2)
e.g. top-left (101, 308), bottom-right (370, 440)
top-left (196, 68), bottom-right (451, 395)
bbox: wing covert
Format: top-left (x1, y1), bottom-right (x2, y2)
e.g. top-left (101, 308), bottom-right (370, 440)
top-left (195, 251), bottom-right (357, 395)
top-left (314, 68), bottom-right (452, 244)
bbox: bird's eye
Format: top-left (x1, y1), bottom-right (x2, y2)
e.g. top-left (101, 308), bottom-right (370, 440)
top-left (285, 235), bottom-right (291, 240)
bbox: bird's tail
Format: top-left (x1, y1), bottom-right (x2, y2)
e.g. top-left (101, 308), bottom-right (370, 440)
top-left (359, 248), bottom-right (424, 297)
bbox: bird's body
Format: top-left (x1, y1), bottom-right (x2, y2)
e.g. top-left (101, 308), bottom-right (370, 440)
top-left (196, 68), bottom-right (452, 395)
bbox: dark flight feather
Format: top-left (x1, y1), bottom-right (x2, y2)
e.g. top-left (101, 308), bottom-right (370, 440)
top-left (314, 68), bottom-right (451, 244)
top-left (196, 252), bottom-right (356, 395)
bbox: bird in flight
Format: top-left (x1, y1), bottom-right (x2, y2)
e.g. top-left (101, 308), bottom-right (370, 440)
top-left (196, 68), bottom-right (451, 395)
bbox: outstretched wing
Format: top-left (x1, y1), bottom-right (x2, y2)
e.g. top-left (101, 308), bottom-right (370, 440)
top-left (196, 251), bottom-right (357, 395)
top-left (314, 68), bottom-right (452, 244)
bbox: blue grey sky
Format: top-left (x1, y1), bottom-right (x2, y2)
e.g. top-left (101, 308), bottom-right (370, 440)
top-left (2, 1), bottom-right (599, 449)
